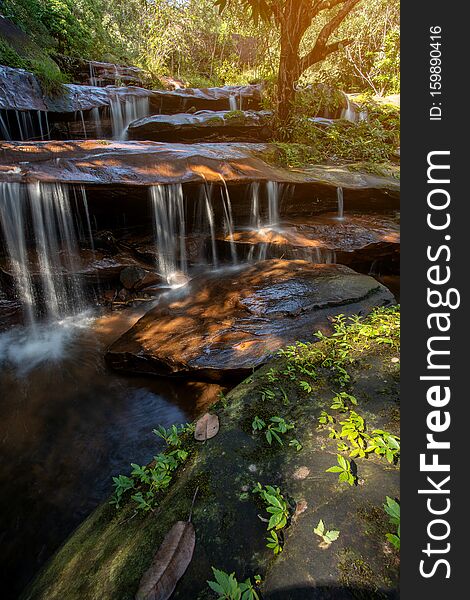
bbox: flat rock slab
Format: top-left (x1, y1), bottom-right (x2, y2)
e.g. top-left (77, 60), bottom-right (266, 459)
top-left (127, 110), bottom-right (272, 142)
top-left (0, 141), bottom-right (293, 185)
top-left (0, 141), bottom-right (400, 197)
top-left (0, 68), bottom-right (261, 114)
top-left (106, 260), bottom-right (394, 379)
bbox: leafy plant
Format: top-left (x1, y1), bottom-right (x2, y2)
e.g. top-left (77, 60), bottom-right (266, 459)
top-left (251, 415), bottom-right (295, 446)
top-left (383, 496), bottom-right (400, 550)
top-left (318, 411), bottom-right (335, 426)
top-left (251, 416), bottom-right (266, 433)
top-left (207, 568), bottom-right (260, 600)
top-left (299, 380), bottom-right (313, 394)
top-left (326, 454), bottom-right (356, 486)
top-left (153, 423), bottom-right (189, 447)
top-left (110, 475), bottom-right (134, 509)
top-left (266, 530), bottom-right (283, 555)
top-left (253, 483), bottom-right (290, 531)
top-left (313, 519), bottom-right (340, 545)
top-left (330, 392), bottom-right (358, 412)
top-left (289, 439), bottom-right (303, 451)
top-left (366, 430), bottom-right (400, 464)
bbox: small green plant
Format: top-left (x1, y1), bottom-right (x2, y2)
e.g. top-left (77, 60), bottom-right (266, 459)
top-left (330, 392), bottom-right (358, 412)
top-left (253, 483), bottom-right (290, 531)
top-left (265, 416), bottom-right (294, 445)
top-left (260, 387), bottom-right (276, 402)
top-left (318, 410), bottom-right (335, 425)
top-left (383, 496), bottom-right (400, 550)
top-left (111, 423), bottom-right (190, 512)
top-left (299, 380), bottom-right (313, 394)
top-left (313, 519), bottom-right (340, 545)
top-left (251, 415), bottom-right (295, 446)
top-left (289, 438), bottom-right (303, 451)
top-left (326, 454), bottom-right (356, 486)
top-left (251, 416), bottom-right (266, 433)
top-left (207, 568), bottom-right (260, 600)
top-left (266, 530), bottom-right (283, 555)
top-left (366, 430), bottom-right (400, 464)
top-left (153, 423), bottom-right (189, 447)
top-left (110, 475), bottom-right (134, 509)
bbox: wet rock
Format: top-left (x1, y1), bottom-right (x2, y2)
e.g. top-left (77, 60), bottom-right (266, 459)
top-left (150, 84), bottom-right (262, 114)
top-left (0, 141), bottom-right (400, 199)
top-left (120, 266), bottom-right (149, 290)
top-left (127, 110), bottom-right (273, 142)
top-left (0, 66), bottom-right (47, 111)
top-left (106, 260), bottom-right (394, 379)
top-left (119, 266), bottom-right (160, 291)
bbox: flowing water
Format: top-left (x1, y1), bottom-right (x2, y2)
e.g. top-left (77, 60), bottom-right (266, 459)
top-left (336, 186), bottom-right (344, 220)
top-left (150, 184), bottom-right (188, 284)
top-left (109, 95), bottom-right (150, 140)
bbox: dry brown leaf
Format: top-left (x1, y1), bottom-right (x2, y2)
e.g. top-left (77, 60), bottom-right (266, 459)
top-left (135, 521), bottom-right (195, 600)
top-left (194, 413), bottom-right (219, 441)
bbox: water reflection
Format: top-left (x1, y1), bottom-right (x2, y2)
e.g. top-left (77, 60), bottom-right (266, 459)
top-left (0, 310), bottom-right (221, 598)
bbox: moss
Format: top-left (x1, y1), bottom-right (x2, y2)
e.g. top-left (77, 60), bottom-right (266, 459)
top-left (224, 110), bottom-right (245, 121)
top-left (337, 549), bottom-right (383, 599)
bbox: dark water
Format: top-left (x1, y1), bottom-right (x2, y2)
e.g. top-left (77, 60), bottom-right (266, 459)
top-left (0, 309), bottom-right (221, 599)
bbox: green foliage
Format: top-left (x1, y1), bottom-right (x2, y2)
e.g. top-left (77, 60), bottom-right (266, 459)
top-left (266, 529), bottom-right (283, 555)
top-left (326, 454), bottom-right (356, 486)
top-left (365, 430), bottom-right (400, 464)
top-left (383, 496), bottom-right (400, 550)
top-left (111, 422), bottom-right (191, 512)
top-left (289, 438), bottom-right (302, 451)
top-left (252, 482), bottom-right (290, 554)
top-left (330, 392), bottom-right (358, 412)
top-left (251, 415), bottom-right (294, 446)
top-left (313, 519), bottom-right (340, 545)
top-left (207, 568), bottom-right (260, 600)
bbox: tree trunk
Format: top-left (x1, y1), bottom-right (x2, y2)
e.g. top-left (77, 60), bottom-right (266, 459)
top-left (276, 19), bottom-right (301, 131)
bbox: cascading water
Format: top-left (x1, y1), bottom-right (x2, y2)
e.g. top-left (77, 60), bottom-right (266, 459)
top-left (150, 184), bottom-right (188, 285)
top-left (249, 181), bottom-right (282, 230)
top-left (0, 182), bottom-right (91, 324)
top-left (218, 175), bottom-right (237, 264)
top-left (110, 95), bottom-right (150, 140)
top-left (194, 184), bottom-right (218, 268)
top-left (336, 187), bottom-right (344, 220)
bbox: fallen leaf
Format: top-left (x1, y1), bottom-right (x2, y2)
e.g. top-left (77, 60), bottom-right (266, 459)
top-left (194, 413), bottom-right (219, 441)
top-left (135, 521), bottom-right (195, 600)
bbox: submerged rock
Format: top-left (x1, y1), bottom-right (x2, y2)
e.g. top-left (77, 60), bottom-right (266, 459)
top-left (127, 110), bottom-right (273, 142)
top-left (106, 260), bottom-right (394, 379)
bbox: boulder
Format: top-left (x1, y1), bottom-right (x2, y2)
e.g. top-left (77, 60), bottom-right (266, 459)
top-left (106, 260), bottom-right (394, 379)
top-left (0, 66), bottom-right (47, 112)
top-left (127, 110), bottom-right (272, 142)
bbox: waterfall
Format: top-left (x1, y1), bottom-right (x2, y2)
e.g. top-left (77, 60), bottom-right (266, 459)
top-left (0, 182), bottom-right (91, 324)
top-left (267, 181), bottom-right (280, 228)
top-left (0, 112), bottom-right (11, 140)
top-left (249, 181), bottom-right (282, 230)
top-left (110, 95), bottom-right (150, 140)
top-left (229, 94), bottom-right (237, 111)
top-left (194, 184), bottom-right (218, 268)
top-left (249, 182), bottom-right (261, 229)
top-left (341, 95), bottom-right (358, 122)
top-left (218, 176), bottom-right (237, 264)
top-left (150, 184), bottom-right (188, 284)
top-left (336, 187), bottom-right (344, 220)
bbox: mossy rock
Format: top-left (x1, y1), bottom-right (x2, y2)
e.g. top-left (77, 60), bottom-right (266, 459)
top-left (23, 308), bottom-right (400, 600)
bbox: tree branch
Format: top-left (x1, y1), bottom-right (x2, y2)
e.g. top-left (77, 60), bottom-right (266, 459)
top-left (299, 0), bottom-right (361, 72)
